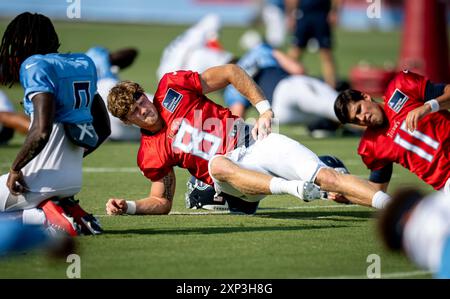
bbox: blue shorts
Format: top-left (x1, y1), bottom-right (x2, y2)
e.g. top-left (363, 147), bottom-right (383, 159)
top-left (292, 12), bottom-right (332, 49)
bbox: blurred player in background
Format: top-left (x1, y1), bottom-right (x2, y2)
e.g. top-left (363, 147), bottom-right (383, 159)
top-left (224, 41), bottom-right (347, 138)
top-left (105, 64), bottom-right (390, 216)
top-left (0, 89), bottom-right (30, 144)
top-left (156, 14), bottom-right (233, 80)
top-left (286, 0), bottom-right (339, 88)
top-left (379, 189), bottom-right (450, 279)
top-left (86, 46), bottom-right (142, 141)
top-left (334, 70), bottom-right (450, 194)
top-left (251, 0), bottom-right (288, 48)
top-left (0, 12), bottom-right (110, 236)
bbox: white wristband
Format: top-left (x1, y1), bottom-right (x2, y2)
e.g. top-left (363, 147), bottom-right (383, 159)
top-left (425, 99), bottom-right (440, 113)
top-left (126, 200), bottom-right (137, 215)
top-left (255, 100), bottom-right (271, 114)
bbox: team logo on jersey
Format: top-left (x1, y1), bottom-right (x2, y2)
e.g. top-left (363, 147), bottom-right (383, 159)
top-left (162, 88), bottom-right (183, 113)
top-left (387, 89), bottom-right (408, 113)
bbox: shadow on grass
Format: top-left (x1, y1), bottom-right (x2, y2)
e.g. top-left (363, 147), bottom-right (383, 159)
top-left (105, 224), bottom-right (348, 236)
top-left (255, 210), bottom-right (374, 221)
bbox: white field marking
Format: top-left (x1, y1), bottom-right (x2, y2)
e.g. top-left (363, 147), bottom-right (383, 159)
top-left (77, 166), bottom-right (403, 179)
top-left (310, 270), bottom-right (431, 279)
top-left (83, 167), bottom-right (137, 173)
top-left (94, 204), bottom-right (365, 218)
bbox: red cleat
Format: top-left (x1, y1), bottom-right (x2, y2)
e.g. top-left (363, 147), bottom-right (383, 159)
top-left (39, 199), bottom-right (79, 237)
top-left (58, 197), bottom-right (103, 235)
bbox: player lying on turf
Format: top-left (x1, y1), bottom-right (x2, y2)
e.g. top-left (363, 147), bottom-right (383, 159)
top-left (0, 12), bottom-right (111, 236)
top-left (334, 70), bottom-right (450, 194)
top-left (105, 64), bottom-right (391, 215)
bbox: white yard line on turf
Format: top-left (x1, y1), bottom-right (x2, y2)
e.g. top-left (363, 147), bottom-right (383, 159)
top-left (81, 166), bottom-right (400, 178)
top-left (94, 204), bottom-right (364, 217)
top-left (83, 167), bottom-right (137, 173)
top-left (310, 270), bottom-right (431, 279)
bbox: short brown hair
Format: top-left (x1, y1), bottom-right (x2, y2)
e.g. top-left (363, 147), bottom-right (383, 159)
top-left (107, 80), bottom-right (144, 121)
top-left (334, 89), bottom-right (365, 124)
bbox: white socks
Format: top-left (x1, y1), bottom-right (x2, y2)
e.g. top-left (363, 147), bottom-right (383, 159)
top-left (22, 208), bottom-right (47, 225)
top-left (371, 191), bottom-right (391, 209)
top-left (269, 177), bottom-right (300, 196)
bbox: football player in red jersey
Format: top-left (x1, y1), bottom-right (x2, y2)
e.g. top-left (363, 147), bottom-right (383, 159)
top-left (105, 64), bottom-right (391, 215)
top-left (334, 70), bottom-right (450, 194)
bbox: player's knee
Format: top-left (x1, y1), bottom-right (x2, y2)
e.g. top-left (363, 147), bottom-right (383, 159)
top-left (315, 167), bottom-right (340, 190)
top-left (210, 156), bottom-right (234, 181)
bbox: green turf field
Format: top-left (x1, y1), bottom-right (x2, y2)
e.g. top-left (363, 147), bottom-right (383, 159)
top-left (0, 20), bottom-right (435, 278)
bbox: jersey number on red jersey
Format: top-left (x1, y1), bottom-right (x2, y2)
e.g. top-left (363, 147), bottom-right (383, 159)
top-left (394, 121), bottom-right (440, 162)
top-left (173, 120), bottom-right (222, 160)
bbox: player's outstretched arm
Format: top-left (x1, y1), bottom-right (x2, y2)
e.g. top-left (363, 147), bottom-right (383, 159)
top-left (106, 169), bottom-right (176, 215)
top-left (200, 64), bottom-right (274, 140)
top-left (272, 49), bottom-right (305, 75)
top-left (7, 93), bottom-right (55, 195)
top-left (406, 83), bottom-right (450, 132)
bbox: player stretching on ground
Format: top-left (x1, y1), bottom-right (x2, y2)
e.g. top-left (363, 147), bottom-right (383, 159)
top-left (105, 64), bottom-right (391, 216)
top-left (334, 70), bottom-right (450, 194)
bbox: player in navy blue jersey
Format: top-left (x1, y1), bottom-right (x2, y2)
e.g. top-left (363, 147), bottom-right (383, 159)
top-left (0, 12), bottom-right (110, 236)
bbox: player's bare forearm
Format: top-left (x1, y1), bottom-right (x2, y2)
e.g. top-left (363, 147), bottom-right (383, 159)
top-left (200, 64), bottom-right (267, 107)
top-left (11, 93), bottom-right (54, 171)
top-left (138, 169), bottom-right (176, 214)
top-left (107, 170), bottom-right (176, 215)
top-left (134, 196), bottom-right (173, 215)
top-left (273, 49), bottom-right (304, 75)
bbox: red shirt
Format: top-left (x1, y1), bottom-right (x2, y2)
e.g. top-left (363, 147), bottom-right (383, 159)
top-left (358, 71), bottom-right (450, 190)
top-left (137, 71), bottom-right (240, 184)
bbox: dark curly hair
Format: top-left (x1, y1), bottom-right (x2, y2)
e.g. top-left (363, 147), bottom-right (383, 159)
top-left (0, 12), bottom-right (60, 86)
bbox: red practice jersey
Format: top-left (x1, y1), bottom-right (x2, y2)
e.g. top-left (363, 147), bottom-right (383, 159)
top-left (137, 71), bottom-right (241, 184)
top-left (358, 71), bottom-right (450, 190)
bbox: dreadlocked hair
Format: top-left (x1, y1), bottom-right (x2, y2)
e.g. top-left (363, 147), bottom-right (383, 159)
top-left (0, 12), bottom-right (60, 86)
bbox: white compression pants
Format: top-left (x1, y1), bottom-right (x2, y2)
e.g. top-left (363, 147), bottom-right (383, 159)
top-left (208, 133), bottom-right (326, 202)
top-left (97, 78), bottom-right (141, 141)
top-left (0, 123), bottom-right (84, 211)
top-left (272, 75), bottom-right (339, 125)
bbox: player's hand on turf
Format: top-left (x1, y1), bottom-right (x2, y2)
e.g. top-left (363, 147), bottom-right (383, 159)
top-left (252, 110), bottom-right (274, 141)
top-left (106, 198), bottom-right (128, 215)
top-left (405, 105), bottom-right (431, 132)
top-left (7, 169), bottom-right (28, 195)
top-left (327, 192), bottom-right (352, 204)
